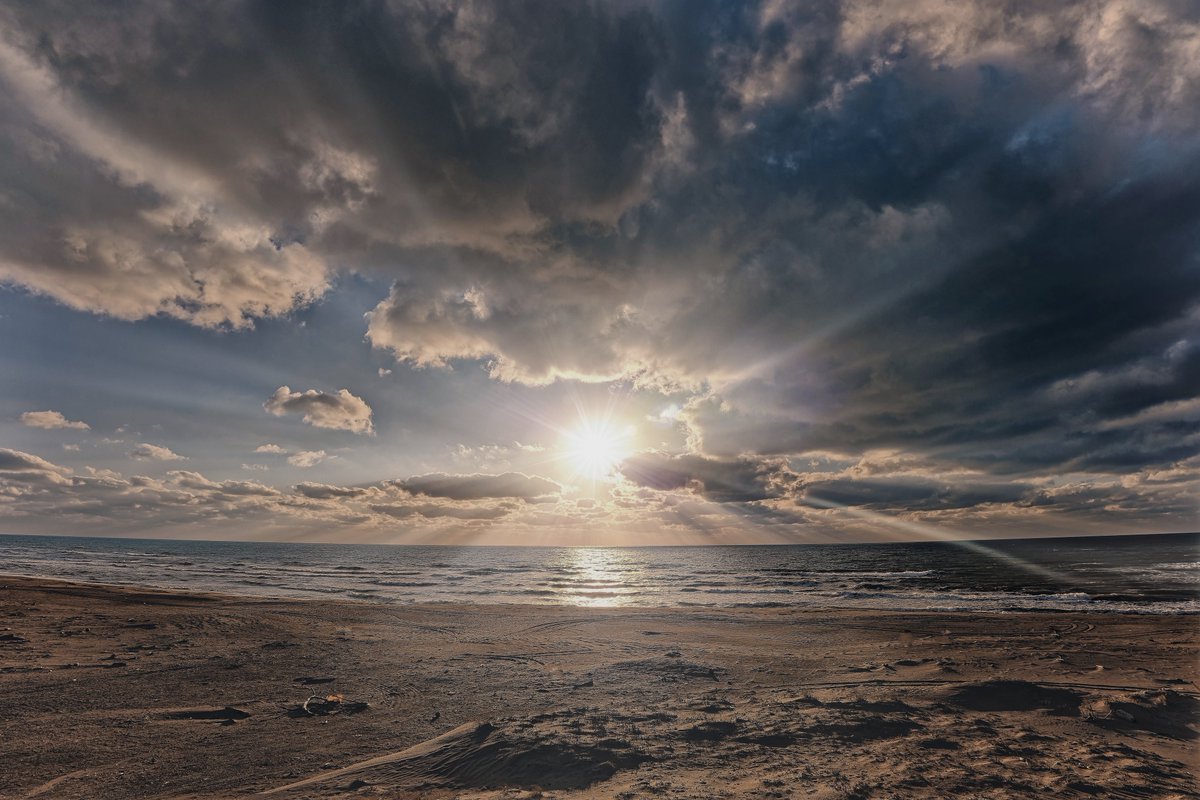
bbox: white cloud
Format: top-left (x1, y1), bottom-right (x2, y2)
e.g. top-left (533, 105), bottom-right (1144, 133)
top-left (130, 443), bottom-right (186, 461)
top-left (20, 410), bottom-right (89, 430)
top-left (0, 448), bottom-right (73, 485)
top-left (264, 386), bottom-right (374, 435)
top-left (0, 36), bottom-right (331, 329)
top-left (255, 444), bottom-right (288, 454)
top-left (287, 450), bottom-right (329, 468)
top-left (364, 282), bottom-right (650, 385)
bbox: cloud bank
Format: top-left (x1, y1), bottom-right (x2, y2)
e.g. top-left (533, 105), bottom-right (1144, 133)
top-left (0, 449), bottom-right (576, 539)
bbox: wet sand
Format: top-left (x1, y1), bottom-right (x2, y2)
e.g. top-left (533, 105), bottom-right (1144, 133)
top-left (0, 576), bottom-right (1196, 799)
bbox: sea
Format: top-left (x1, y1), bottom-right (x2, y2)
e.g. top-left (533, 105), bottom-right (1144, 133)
top-left (1, 532), bottom-right (1196, 614)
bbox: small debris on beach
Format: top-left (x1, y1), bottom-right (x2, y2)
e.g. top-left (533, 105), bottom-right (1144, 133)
top-left (291, 693), bottom-right (370, 717)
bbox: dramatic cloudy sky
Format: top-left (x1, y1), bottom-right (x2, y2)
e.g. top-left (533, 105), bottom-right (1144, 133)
top-left (1, 0), bottom-right (1197, 544)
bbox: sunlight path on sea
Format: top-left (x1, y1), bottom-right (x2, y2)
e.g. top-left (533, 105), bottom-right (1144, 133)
top-left (557, 547), bottom-right (644, 607)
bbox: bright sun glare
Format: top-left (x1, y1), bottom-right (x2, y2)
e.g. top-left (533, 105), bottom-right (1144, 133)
top-left (564, 420), bottom-right (634, 481)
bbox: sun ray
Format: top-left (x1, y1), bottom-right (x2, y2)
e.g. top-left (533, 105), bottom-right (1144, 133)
top-left (800, 496), bottom-right (1073, 584)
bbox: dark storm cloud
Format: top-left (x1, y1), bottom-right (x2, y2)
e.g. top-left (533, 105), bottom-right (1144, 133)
top-left (0, 0), bottom-right (1196, 526)
top-left (620, 452), bottom-right (793, 503)
top-left (712, 176), bottom-right (1200, 483)
top-left (397, 472), bottom-right (561, 502)
top-left (798, 477), bottom-right (1031, 512)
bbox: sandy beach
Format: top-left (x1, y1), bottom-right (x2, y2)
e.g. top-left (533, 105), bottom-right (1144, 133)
top-left (0, 576), bottom-right (1196, 799)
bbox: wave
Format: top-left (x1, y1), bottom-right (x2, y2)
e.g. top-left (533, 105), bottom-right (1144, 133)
top-left (3, 533), bottom-right (1197, 614)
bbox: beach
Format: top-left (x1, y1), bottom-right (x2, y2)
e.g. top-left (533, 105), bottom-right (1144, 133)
top-left (1, 576), bottom-right (1196, 799)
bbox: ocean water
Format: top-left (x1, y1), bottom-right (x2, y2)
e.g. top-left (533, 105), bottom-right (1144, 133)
top-left (0, 532), bottom-right (1196, 614)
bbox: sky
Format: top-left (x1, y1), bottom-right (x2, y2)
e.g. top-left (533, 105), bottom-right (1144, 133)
top-left (0, 0), bottom-right (1197, 545)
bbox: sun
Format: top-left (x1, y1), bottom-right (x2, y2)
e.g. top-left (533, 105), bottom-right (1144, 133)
top-left (564, 420), bottom-right (634, 481)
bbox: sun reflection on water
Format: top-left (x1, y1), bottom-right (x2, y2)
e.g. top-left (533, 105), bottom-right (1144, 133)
top-left (557, 547), bottom-right (643, 607)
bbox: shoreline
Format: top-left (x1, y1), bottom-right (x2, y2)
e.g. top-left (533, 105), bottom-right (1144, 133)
top-left (2, 570), bottom-right (1195, 617)
top-left (4, 571), bottom-right (1200, 622)
top-left (2, 575), bottom-right (1197, 798)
